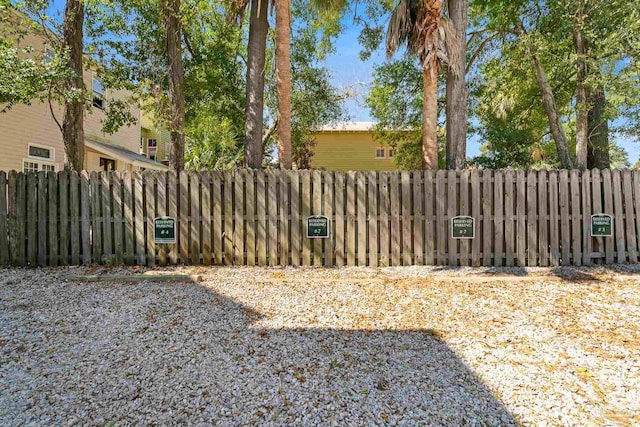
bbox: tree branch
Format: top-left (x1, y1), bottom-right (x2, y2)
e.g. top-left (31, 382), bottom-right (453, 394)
top-left (47, 86), bottom-right (63, 134)
top-left (262, 119), bottom-right (278, 145)
top-left (466, 31), bottom-right (500, 75)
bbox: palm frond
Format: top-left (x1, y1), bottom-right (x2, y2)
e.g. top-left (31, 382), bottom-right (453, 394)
top-left (386, 0), bottom-right (420, 58)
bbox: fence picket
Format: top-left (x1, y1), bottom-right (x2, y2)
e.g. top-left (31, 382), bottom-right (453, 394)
top-left (482, 170), bottom-right (493, 266)
top-left (168, 172), bottom-right (179, 264)
top-left (191, 172), bottom-right (202, 265)
top-left (581, 170), bottom-right (591, 266)
top-left (233, 171), bottom-right (243, 265)
top-left (471, 170), bottom-right (481, 266)
top-left (379, 172), bottom-right (390, 266)
top-left (334, 172), bottom-right (345, 266)
top-left (268, 171), bottom-right (278, 266)
top-left (238, 171), bottom-right (249, 266)
top-left (290, 171), bottom-right (301, 266)
top-left (211, 171), bottom-right (222, 265)
top-left (346, 172), bottom-right (356, 266)
top-left (59, 171), bottom-right (69, 265)
top-left (324, 172), bottom-right (334, 266)
top-left (390, 173), bottom-right (401, 266)
top-left (413, 171), bottom-right (424, 266)
top-left (527, 171), bottom-right (537, 266)
top-left (548, 172), bottom-right (560, 266)
top-left (356, 172), bottom-right (367, 266)
top-left (145, 172), bottom-right (156, 267)
top-left (0, 172), bottom-right (7, 266)
top-left (26, 173), bottom-right (37, 266)
top-left (223, 172), bottom-right (233, 265)
top-left (493, 171), bottom-right (503, 266)
top-left (80, 172), bottom-right (91, 264)
top-left (37, 172), bottom-right (47, 266)
top-left (313, 170), bottom-right (324, 266)
top-left (570, 170), bottom-right (582, 266)
top-left (516, 171), bottom-right (526, 266)
top-left (612, 170), bottom-right (626, 263)
top-left (281, 172), bottom-right (291, 265)
top-left (123, 171), bottom-right (135, 265)
top-left (47, 172), bottom-right (58, 266)
top-left (622, 170), bottom-right (637, 263)
top-left (256, 170), bottom-right (267, 265)
top-left (458, 171), bottom-right (470, 266)
top-left (538, 171), bottom-right (549, 267)
top-left (112, 172), bottom-right (124, 265)
top-left (424, 171), bottom-right (435, 265)
top-left (435, 171), bottom-right (446, 265)
top-left (559, 171), bottom-right (571, 265)
top-left (602, 170), bottom-right (615, 263)
top-left (448, 170), bottom-right (458, 266)
top-left (503, 170), bottom-right (514, 266)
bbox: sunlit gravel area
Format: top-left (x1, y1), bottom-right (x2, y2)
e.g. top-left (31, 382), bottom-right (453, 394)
top-left (1, 265), bottom-right (639, 426)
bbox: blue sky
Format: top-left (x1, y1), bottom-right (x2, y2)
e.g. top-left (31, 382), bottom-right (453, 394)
top-left (322, 12), bottom-right (639, 164)
top-left (41, 0), bottom-right (638, 163)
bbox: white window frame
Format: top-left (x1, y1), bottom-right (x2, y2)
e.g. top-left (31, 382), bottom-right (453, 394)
top-left (375, 148), bottom-right (386, 159)
top-left (27, 143), bottom-right (55, 161)
top-left (388, 149), bottom-right (395, 159)
top-left (23, 159), bottom-right (57, 173)
top-left (92, 76), bottom-right (106, 110)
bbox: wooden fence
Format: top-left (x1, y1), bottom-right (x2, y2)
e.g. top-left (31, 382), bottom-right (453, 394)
top-left (1, 169), bottom-right (639, 268)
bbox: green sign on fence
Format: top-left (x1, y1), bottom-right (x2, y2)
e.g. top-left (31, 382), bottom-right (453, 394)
top-left (591, 214), bottom-right (613, 237)
top-left (307, 215), bottom-right (329, 239)
top-left (451, 216), bottom-right (475, 239)
top-left (154, 217), bottom-right (176, 244)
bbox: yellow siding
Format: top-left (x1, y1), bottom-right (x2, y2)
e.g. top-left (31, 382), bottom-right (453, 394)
top-left (140, 113), bottom-right (171, 162)
top-left (310, 131), bottom-right (398, 172)
top-left (0, 11), bottom-right (141, 172)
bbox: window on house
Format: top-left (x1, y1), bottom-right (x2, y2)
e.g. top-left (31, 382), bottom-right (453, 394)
top-left (93, 77), bottom-right (105, 110)
top-left (147, 139), bottom-right (157, 148)
top-left (148, 149), bottom-right (157, 161)
top-left (23, 160), bottom-right (56, 173)
top-left (23, 161), bottom-right (39, 173)
top-left (388, 149), bottom-right (395, 159)
top-left (28, 144), bottom-right (54, 161)
top-left (100, 157), bottom-right (116, 171)
top-left (375, 148), bottom-right (385, 158)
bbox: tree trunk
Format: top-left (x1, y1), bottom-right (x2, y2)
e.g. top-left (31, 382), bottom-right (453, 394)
top-left (587, 86), bottom-right (610, 169)
top-left (244, 0), bottom-right (269, 169)
top-left (62, 0), bottom-right (85, 171)
top-left (164, 0), bottom-right (186, 172)
top-left (445, 0), bottom-right (468, 170)
top-left (275, 0), bottom-right (292, 169)
top-left (422, 67), bottom-right (439, 170)
top-left (573, 5), bottom-right (589, 170)
top-left (529, 54), bottom-right (574, 169)
top-left (517, 20), bottom-right (573, 169)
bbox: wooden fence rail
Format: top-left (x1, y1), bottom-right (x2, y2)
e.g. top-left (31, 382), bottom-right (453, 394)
top-left (0, 169), bottom-right (638, 267)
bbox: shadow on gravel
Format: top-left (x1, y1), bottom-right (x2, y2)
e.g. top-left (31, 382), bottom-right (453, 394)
top-left (0, 275), bottom-right (519, 426)
top-left (430, 265), bottom-right (601, 282)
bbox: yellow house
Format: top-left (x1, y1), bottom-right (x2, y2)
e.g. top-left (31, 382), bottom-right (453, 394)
top-left (309, 122), bottom-right (399, 171)
top-left (140, 112), bottom-right (171, 164)
top-left (0, 10), bottom-right (167, 173)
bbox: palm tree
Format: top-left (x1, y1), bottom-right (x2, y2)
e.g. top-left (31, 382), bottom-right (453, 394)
top-left (275, 0), bottom-right (292, 169)
top-left (244, 0), bottom-right (269, 169)
top-left (386, 0), bottom-right (448, 169)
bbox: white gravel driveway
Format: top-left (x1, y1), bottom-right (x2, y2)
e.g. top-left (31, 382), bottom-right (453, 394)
top-left (1, 266), bottom-right (639, 426)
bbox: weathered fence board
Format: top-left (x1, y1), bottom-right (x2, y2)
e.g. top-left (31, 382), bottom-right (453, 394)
top-left (2, 169), bottom-right (640, 268)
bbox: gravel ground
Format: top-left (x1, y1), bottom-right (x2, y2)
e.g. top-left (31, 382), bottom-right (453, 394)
top-left (1, 266), bottom-right (639, 426)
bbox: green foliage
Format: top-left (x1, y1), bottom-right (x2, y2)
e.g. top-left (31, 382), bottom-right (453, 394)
top-left (366, 58), bottom-right (446, 169)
